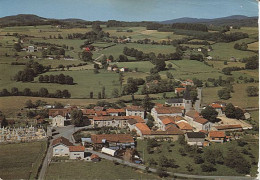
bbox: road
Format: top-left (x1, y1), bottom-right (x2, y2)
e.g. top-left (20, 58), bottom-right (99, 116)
top-left (38, 125), bottom-right (93, 180)
top-left (194, 87), bottom-right (202, 113)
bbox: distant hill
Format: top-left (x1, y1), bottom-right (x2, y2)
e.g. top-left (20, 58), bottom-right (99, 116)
top-left (0, 14), bottom-right (258, 27)
top-left (160, 15), bottom-right (258, 27)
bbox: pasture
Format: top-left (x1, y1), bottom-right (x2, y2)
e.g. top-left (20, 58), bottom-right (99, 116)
top-left (0, 141), bottom-right (47, 179)
top-left (202, 83), bottom-right (258, 108)
top-left (247, 41), bottom-right (259, 51)
top-left (45, 159), bottom-right (158, 179)
top-left (160, 60), bottom-right (224, 81)
top-left (208, 38), bottom-right (257, 61)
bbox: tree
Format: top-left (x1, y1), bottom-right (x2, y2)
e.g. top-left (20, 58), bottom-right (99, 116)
top-left (1, 116), bottom-right (8, 127)
top-left (246, 86), bottom-right (258, 97)
top-left (167, 63), bottom-right (173, 69)
top-left (194, 155), bottom-right (204, 164)
top-left (225, 103), bottom-right (236, 118)
top-left (39, 75), bottom-right (44, 82)
top-left (62, 90), bottom-right (71, 98)
top-left (235, 108), bottom-right (245, 120)
top-left (201, 163), bottom-right (216, 172)
top-left (25, 100), bottom-right (34, 108)
top-left (81, 51), bottom-right (93, 61)
top-left (39, 88), bottom-right (49, 97)
top-left (14, 43), bottom-right (22, 52)
top-left (11, 87), bottom-right (19, 96)
top-left (224, 148), bottom-right (251, 174)
top-left (111, 88), bottom-right (119, 98)
top-left (54, 102), bottom-right (64, 108)
top-left (102, 86), bottom-right (106, 99)
top-left (90, 91), bottom-right (94, 99)
top-left (217, 89), bottom-right (231, 100)
top-left (190, 90), bottom-right (198, 104)
top-left (142, 94), bottom-right (154, 112)
top-left (71, 109), bottom-right (84, 127)
top-left (201, 106), bottom-right (218, 123)
top-left (23, 88), bottom-right (32, 96)
top-left (123, 82), bottom-right (138, 101)
top-left (98, 92), bottom-right (102, 99)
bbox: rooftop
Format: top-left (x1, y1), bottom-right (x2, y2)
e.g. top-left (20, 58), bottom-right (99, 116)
top-left (52, 137), bottom-right (73, 147)
top-left (135, 123), bottom-right (151, 135)
top-left (194, 117), bottom-right (209, 125)
top-left (185, 110), bottom-right (200, 119)
top-left (126, 106), bottom-right (145, 111)
top-left (155, 107), bottom-right (182, 114)
top-left (186, 132), bottom-right (205, 139)
top-left (209, 131), bottom-right (226, 138)
top-left (214, 124), bottom-right (242, 130)
top-left (177, 121), bottom-right (193, 130)
top-left (69, 146), bottom-right (85, 152)
top-left (91, 134), bottom-right (134, 144)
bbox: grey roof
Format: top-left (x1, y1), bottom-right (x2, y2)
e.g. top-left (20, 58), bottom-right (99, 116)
top-left (186, 132), bottom-right (205, 138)
top-left (166, 98), bottom-right (183, 104)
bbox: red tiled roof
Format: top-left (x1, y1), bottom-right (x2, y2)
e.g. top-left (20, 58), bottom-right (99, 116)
top-left (90, 154), bottom-right (100, 159)
top-left (177, 121), bottom-right (193, 130)
top-left (81, 109), bottom-right (95, 115)
top-left (135, 123), bottom-right (151, 135)
top-left (91, 134), bottom-right (134, 144)
top-left (95, 111), bottom-right (109, 116)
top-left (69, 146), bottom-right (85, 152)
top-left (210, 104), bottom-right (222, 109)
top-left (126, 106), bottom-right (145, 111)
top-left (185, 110), bottom-right (200, 119)
top-left (155, 107), bottom-right (182, 114)
top-left (49, 109), bottom-right (69, 117)
top-left (194, 117), bottom-right (209, 125)
top-left (214, 125), bottom-right (242, 130)
top-left (106, 108), bottom-right (125, 113)
top-left (52, 137), bottom-right (73, 147)
top-left (175, 88), bottom-right (186, 93)
top-left (209, 131), bottom-right (226, 138)
top-left (151, 124), bottom-right (184, 135)
top-left (162, 118), bottom-right (176, 125)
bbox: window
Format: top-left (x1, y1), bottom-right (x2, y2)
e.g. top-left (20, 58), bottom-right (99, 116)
top-left (61, 149), bottom-right (64, 152)
top-left (55, 149), bottom-right (59, 152)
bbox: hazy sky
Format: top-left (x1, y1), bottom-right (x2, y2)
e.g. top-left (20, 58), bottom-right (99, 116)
top-left (0, 0), bottom-right (258, 21)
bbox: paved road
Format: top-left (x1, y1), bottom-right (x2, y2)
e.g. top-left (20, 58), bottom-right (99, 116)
top-left (38, 125), bottom-right (93, 179)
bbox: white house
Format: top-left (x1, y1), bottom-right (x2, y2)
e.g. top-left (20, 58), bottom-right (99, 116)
top-left (126, 106), bottom-right (145, 119)
top-left (185, 132), bottom-right (205, 147)
top-left (28, 46), bottom-right (35, 52)
top-left (52, 137), bottom-right (73, 157)
top-left (52, 115), bottom-right (66, 127)
top-left (151, 106), bottom-right (183, 124)
top-left (69, 146), bottom-right (85, 159)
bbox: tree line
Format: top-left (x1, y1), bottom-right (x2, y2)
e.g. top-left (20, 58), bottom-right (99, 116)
top-left (38, 74), bottom-right (74, 85)
top-left (0, 87), bottom-right (71, 98)
top-left (14, 61), bottom-right (50, 82)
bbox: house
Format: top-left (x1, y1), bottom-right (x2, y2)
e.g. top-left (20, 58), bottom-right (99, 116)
top-left (28, 46), bottom-right (35, 52)
top-left (185, 132), bottom-right (205, 147)
top-left (95, 111), bottom-right (109, 116)
top-left (156, 116), bottom-right (176, 131)
top-left (176, 121), bottom-right (193, 132)
top-left (52, 137), bottom-right (73, 157)
top-left (149, 124), bottom-right (184, 141)
top-left (165, 90), bottom-right (193, 111)
top-left (213, 125), bottom-right (243, 132)
top-left (49, 109), bottom-right (70, 120)
top-left (127, 116), bottom-right (146, 131)
top-left (126, 106), bottom-right (145, 119)
top-left (106, 108), bottom-right (125, 116)
top-left (206, 56), bottom-right (213, 60)
top-left (209, 102), bottom-right (225, 116)
top-left (134, 123), bottom-right (151, 137)
top-left (175, 87), bottom-right (186, 94)
top-left (93, 116), bottom-right (130, 128)
top-left (120, 67), bottom-right (129, 72)
top-left (151, 106), bottom-right (183, 124)
top-left (208, 131), bottom-right (226, 143)
top-left (52, 115), bottom-right (66, 127)
top-left (185, 110), bottom-right (200, 122)
top-left (107, 66), bottom-right (112, 71)
top-left (197, 48), bottom-right (202, 52)
top-left (69, 146), bottom-right (85, 159)
top-left (91, 134), bottom-right (135, 150)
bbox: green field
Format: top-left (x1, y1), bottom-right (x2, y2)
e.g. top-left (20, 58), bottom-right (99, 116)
top-left (160, 60), bottom-right (224, 81)
top-left (208, 38), bottom-right (257, 61)
top-left (110, 61), bottom-right (154, 73)
top-left (137, 138), bottom-right (258, 176)
top-left (45, 159), bottom-right (159, 180)
top-left (202, 83), bottom-right (259, 108)
top-left (247, 41), bottom-right (259, 51)
top-left (0, 141), bottom-right (47, 179)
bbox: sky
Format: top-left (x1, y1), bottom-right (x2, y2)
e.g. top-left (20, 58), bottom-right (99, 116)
top-left (0, 0), bottom-right (258, 21)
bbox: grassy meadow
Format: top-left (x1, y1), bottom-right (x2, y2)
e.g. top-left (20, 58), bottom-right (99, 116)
top-left (45, 159), bottom-right (159, 180)
top-left (0, 141), bottom-right (47, 179)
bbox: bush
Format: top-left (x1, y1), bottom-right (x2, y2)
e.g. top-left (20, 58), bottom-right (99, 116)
top-left (201, 163), bottom-right (216, 172)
